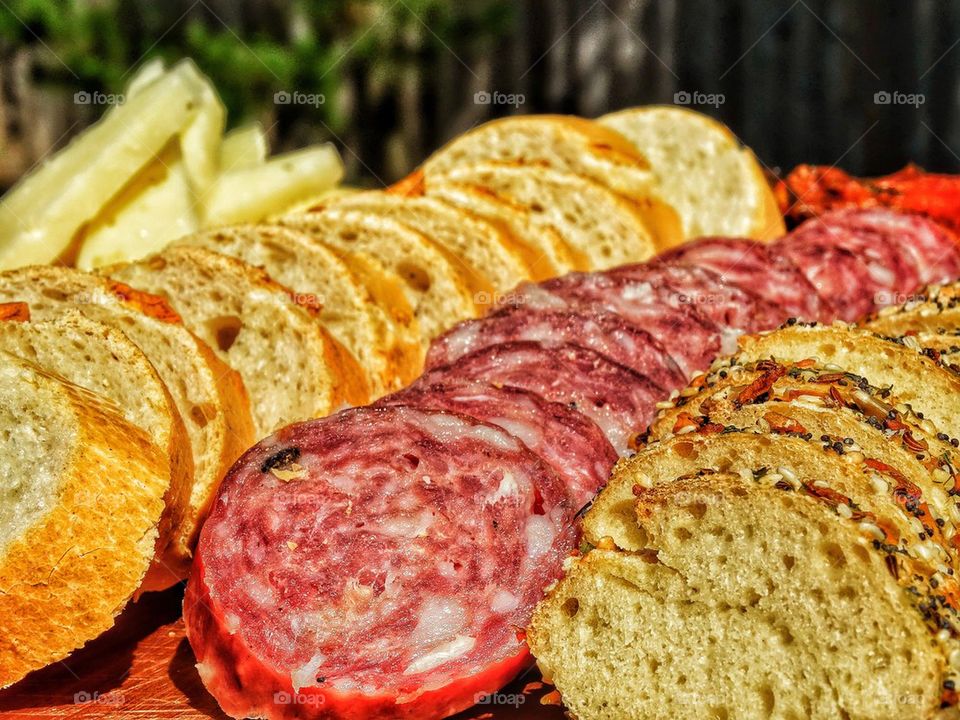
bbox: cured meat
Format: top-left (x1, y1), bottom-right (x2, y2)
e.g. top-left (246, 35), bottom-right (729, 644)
top-left (501, 278), bottom-right (721, 376)
top-left (821, 208), bottom-right (960, 288)
top-left (774, 209), bottom-right (931, 320)
top-left (424, 305), bottom-right (686, 393)
top-left (654, 236), bottom-right (837, 321)
top-left (184, 405), bottom-right (577, 720)
top-left (426, 340), bottom-right (661, 456)
top-left (378, 378), bottom-right (618, 507)
top-left (602, 262), bottom-right (788, 332)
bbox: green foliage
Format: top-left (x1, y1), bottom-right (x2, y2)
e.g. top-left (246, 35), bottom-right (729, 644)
top-left (0, 0), bottom-right (513, 132)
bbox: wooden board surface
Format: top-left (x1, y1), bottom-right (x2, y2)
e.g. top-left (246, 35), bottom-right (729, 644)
top-left (0, 586), bottom-right (565, 719)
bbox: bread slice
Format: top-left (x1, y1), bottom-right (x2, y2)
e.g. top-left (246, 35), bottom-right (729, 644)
top-left (0, 306), bottom-right (192, 592)
top-left (317, 191), bottom-right (534, 303)
top-left (647, 361), bottom-right (960, 538)
top-left (866, 281), bottom-right (960, 336)
top-left (104, 246), bottom-right (369, 437)
top-left (175, 224), bottom-right (420, 395)
top-left (416, 114), bottom-right (660, 199)
top-left (277, 208), bottom-right (478, 342)
top-left (0, 352), bottom-right (170, 688)
top-left (531, 473), bottom-right (956, 720)
top-left (421, 164), bottom-right (663, 270)
top-left (583, 425), bottom-right (954, 553)
top-left (423, 182), bottom-right (576, 280)
top-left (733, 322), bottom-right (960, 439)
top-left (0, 266), bottom-right (254, 584)
top-left (599, 105), bottom-right (785, 241)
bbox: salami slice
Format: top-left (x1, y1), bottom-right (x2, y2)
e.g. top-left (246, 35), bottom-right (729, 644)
top-left (821, 208), bottom-right (960, 288)
top-left (502, 278), bottom-right (721, 376)
top-left (424, 305), bottom-right (686, 393)
top-left (654, 236), bottom-right (837, 321)
top-left (774, 210), bottom-right (927, 320)
top-left (602, 262), bottom-right (788, 332)
top-left (378, 378), bottom-right (618, 507)
top-left (426, 340), bottom-right (660, 456)
top-left (184, 405), bottom-right (576, 720)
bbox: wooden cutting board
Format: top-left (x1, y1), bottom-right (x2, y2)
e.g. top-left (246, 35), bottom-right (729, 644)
top-left (0, 586), bottom-right (565, 719)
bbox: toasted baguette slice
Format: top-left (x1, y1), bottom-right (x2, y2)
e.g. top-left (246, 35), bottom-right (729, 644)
top-left (278, 208), bottom-right (478, 342)
top-left (733, 322), bottom-right (960, 439)
top-left (599, 106), bottom-right (785, 241)
top-left (583, 427), bottom-right (950, 553)
top-left (866, 281), bottom-right (960, 335)
top-left (531, 474), bottom-right (955, 720)
top-left (648, 361), bottom-right (960, 535)
top-left (0, 266), bottom-right (253, 584)
top-left (317, 191), bottom-right (533, 304)
top-left (424, 164), bottom-right (663, 270)
top-left (0, 306), bottom-right (192, 592)
top-left (175, 224), bottom-right (420, 395)
top-left (416, 114), bottom-right (659, 199)
top-left (424, 182), bottom-right (577, 280)
top-left (104, 246), bottom-right (369, 437)
top-left (0, 352), bottom-right (170, 688)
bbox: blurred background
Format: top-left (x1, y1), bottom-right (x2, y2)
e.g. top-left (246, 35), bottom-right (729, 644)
top-left (1, 0), bottom-right (957, 189)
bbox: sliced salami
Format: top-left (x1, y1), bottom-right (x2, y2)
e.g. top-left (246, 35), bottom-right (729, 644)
top-left (378, 378), bottom-right (618, 507)
top-left (654, 236), bottom-right (837, 321)
top-left (774, 210), bottom-right (927, 320)
top-left (502, 277), bottom-right (721, 376)
top-left (602, 262), bottom-right (788, 332)
top-left (822, 208), bottom-right (960, 288)
top-left (426, 340), bottom-right (660, 455)
top-left (424, 305), bottom-right (686, 393)
top-left (184, 405), bottom-right (577, 720)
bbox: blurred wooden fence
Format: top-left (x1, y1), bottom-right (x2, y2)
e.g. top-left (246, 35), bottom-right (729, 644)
top-left (3, 0), bottom-right (960, 188)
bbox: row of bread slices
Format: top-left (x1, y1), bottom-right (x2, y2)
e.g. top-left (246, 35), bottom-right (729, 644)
top-left (529, 285), bottom-right (960, 720)
top-left (0, 106), bottom-right (779, 689)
